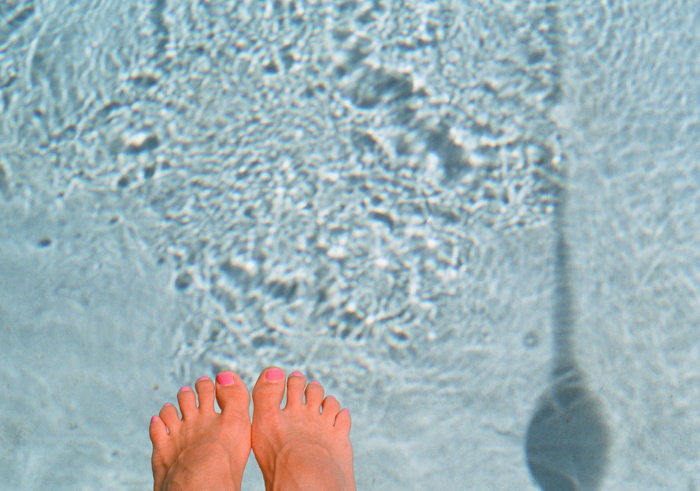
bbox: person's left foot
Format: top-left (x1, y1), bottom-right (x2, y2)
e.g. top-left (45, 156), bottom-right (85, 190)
top-left (149, 372), bottom-right (252, 491)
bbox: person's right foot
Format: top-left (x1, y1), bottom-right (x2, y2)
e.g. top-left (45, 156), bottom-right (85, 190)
top-left (251, 367), bottom-right (356, 491)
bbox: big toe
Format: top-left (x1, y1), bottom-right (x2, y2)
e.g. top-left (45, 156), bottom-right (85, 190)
top-left (215, 371), bottom-right (251, 419)
top-left (252, 367), bottom-right (286, 415)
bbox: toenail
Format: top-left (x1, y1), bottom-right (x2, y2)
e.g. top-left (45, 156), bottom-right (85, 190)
top-left (163, 402), bottom-right (172, 407)
top-left (180, 386), bottom-right (191, 392)
top-left (266, 368), bottom-right (285, 381)
top-left (291, 371), bottom-right (304, 377)
top-left (216, 372), bottom-right (234, 385)
top-left (309, 381), bottom-right (321, 386)
top-left (151, 415), bottom-right (159, 423)
top-left (197, 376), bottom-right (210, 382)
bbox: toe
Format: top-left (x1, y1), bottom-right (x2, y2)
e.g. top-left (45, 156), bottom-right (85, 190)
top-left (252, 367), bottom-right (286, 414)
top-left (195, 376), bottom-right (216, 413)
top-left (284, 371), bottom-right (306, 409)
top-left (159, 402), bottom-right (181, 433)
top-left (334, 408), bottom-right (352, 434)
top-left (215, 371), bottom-right (251, 419)
top-left (304, 381), bottom-right (325, 411)
top-left (321, 395), bottom-right (341, 421)
top-left (177, 386), bottom-right (198, 419)
top-left (149, 415), bottom-right (170, 491)
top-left (149, 415), bottom-right (168, 447)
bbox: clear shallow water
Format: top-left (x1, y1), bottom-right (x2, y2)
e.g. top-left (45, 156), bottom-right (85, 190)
top-left (1, 0), bottom-right (699, 489)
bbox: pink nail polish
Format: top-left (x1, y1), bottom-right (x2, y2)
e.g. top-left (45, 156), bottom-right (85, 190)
top-left (309, 381), bottom-right (321, 385)
top-left (216, 372), bottom-right (234, 385)
top-left (197, 376), bottom-right (210, 382)
top-left (180, 386), bottom-right (191, 392)
top-left (151, 416), bottom-right (159, 423)
top-left (266, 368), bottom-right (285, 381)
top-left (341, 408), bottom-right (350, 415)
top-left (291, 371), bottom-right (304, 377)
top-left (163, 402), bottom-right (172, 407)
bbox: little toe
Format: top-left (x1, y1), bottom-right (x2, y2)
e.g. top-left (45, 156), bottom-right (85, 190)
top-left (321, 395), bottom-right (341, 421)
top-left (304, 381), bottom-right (325, 410)
top-left (334, 408), bottom-right (352, 434)
top-left (149, 415), bottom-right (168, 447)
top-left (177, 386), bottom-right (198, 419)
top-left (159, 403), bottom-right (181, 433)
top-left (284, 371), bottom-right (307, 409)
top-left (195, 376), bottom-right (216, 413)
top-left (252, 367), bottom-right (286, 415)
top-left (215, 371), bottom-right (251, 418)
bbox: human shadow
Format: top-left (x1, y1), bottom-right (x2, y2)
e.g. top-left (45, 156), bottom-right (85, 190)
top-left (525, 186), bottom-right (610, 491)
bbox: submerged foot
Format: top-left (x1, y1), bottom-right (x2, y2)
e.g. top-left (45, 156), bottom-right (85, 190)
top-left (149, 372), bottom-right (252, 491)
top-left (251, 367), bottom-right (356, 491)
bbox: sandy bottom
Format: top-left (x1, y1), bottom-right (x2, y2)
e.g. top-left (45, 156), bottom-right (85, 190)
top-left (1, 0), bottom-right (700, 489)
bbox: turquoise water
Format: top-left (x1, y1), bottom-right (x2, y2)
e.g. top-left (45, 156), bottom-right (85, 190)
top-left (1, 0), bottom-right (699, 489)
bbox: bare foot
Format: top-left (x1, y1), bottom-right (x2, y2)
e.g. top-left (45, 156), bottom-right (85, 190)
top-left (149, 372), bottom-right (252, 491)
top-left (251, 367), bottom-right (356, 491)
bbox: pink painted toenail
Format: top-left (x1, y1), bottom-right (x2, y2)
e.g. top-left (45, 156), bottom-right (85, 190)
top-left (216, 372), bottom-right (234, 385)
top-left (266, 368), bottom-right (285, 381)
top-left (309, 381), bottom-right (321, 385)
top-left (180, 386), bottom-right (191, 391)
top-left (163, 402), bottom-right (172, 407)
top-left (197, 376), bottom-right (209, 382)
top-left (291, 371), bottom-right (304, 376)
top-left (151, 416), bottom-right (159, 423)
top-left (341, 408), bottom-right (350, 415)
